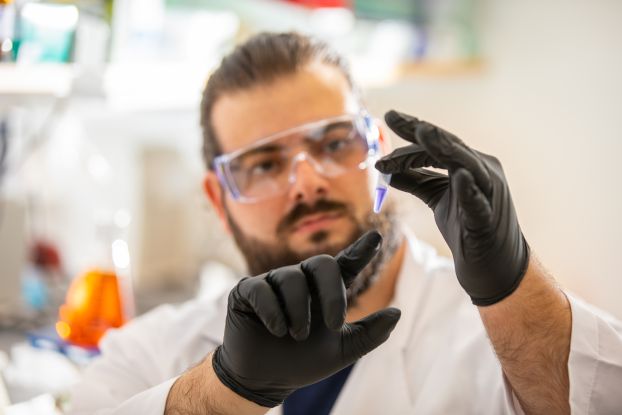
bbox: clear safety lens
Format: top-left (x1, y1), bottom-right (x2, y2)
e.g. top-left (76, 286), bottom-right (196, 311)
top-left (215, 114), bottom-right (377, 202)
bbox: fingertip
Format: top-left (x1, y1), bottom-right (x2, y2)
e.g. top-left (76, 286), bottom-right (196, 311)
top-left (338, 230), bottom-right (383, 259)
top-left (271, 322), bottom-right (288, 338)
top-left (374, 158), bottom-right (387, 171)
top-left (272, 314), bottom-right (289, 337)
top-left (289, 325), bottom-right (310, 341)
top-left (335, 231), bottom-right (383, 287)
top-left (384, 110), bottom-right (419, 126)
top-left (384, 109), bottom-right (400, 125)
top-left (342, 307), bottom-right (403, 360)
top-left (385, 307), bottom-right (402, 323)
top-left (377, 307), bottom-right (401, 337)
top-left (374, 157), bottom-right (401, 174)
top-left (326, 312), bottom-right (345, 331)
top-left (363, 230), bottom-right (383, 251)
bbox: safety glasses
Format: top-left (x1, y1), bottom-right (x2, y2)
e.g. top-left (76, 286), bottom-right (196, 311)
top-left (213, 113), bottom-right (380, 203)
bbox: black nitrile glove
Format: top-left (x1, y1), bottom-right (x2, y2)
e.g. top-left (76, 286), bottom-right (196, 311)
top-left (212, 231), bottom-right (401, 407)
top-left (375, 110), bottom-right (530, 306)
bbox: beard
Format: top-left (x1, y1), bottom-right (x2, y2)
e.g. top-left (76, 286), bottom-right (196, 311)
top-left (225, 197), bottom-right (401, 306)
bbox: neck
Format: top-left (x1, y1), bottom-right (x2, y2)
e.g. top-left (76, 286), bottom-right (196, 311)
top-left (346, 237), bottom-right (406, 322)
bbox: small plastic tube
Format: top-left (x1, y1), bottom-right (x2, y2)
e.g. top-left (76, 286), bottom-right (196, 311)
top-left (373, 173), bottom-right (391, 213)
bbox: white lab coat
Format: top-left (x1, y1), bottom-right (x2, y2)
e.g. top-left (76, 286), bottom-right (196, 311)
top-left (69, 229), bottom-right (622, 414)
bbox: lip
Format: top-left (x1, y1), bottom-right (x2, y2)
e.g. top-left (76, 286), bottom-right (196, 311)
top-left (292, 212), bottom-right (343, 234)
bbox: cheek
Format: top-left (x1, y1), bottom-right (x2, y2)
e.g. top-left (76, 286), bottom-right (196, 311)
top-left (332, 170), bottom-right (374, 215)
top-left (227, 197), bottom-right (285, 236)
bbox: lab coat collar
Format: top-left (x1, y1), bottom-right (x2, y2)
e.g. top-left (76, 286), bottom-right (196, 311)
top-left (200, 289), bottom-right (229, 345)
top-left (330, 226), bottom-right (432, 414)
top-left (385, 226), bottom-right (429, 352)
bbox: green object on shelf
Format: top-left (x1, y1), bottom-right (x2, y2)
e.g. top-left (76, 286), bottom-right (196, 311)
top-left (353, 0), bottom-right (422, 22)
top-left (18, 3), bottom-right (78, 63)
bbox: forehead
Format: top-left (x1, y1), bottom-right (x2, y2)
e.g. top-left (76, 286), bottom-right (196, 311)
top-left (212, 62), bottom-right (358, 154)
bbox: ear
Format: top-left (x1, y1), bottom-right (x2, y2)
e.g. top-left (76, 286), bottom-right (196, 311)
top-left (203, 171), bottom-right (232, 233)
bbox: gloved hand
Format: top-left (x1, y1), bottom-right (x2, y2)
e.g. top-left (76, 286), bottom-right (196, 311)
top-left (375, 110), bottom-right (530, 306)
top-left (212, 231), bottom-right (401, 408)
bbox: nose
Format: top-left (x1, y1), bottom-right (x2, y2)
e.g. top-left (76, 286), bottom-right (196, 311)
top-left (287, 153), bottom-right (329, 205)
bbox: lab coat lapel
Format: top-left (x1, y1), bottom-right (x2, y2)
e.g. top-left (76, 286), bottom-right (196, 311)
top-left (330, 229), bottom-right (427, 414)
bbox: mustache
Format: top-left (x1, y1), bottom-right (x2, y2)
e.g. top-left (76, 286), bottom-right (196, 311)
top-left (276, 199), bottom-right (349, 235)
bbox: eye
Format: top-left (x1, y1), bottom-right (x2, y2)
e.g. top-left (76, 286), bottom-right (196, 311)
top-left (249, 158), bottom-right (282, 176)
top-left (324, 137), bottom-right (351, 153)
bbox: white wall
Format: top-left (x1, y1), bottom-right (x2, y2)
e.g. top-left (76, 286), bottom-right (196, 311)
top-left (366, 0), bottom-right (622, 318)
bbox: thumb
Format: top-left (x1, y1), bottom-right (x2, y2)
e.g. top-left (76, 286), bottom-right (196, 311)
top-left (341, 307), bottom-right (401, 362)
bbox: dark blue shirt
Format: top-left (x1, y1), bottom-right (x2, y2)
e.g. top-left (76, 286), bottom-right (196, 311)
top-left (282, 364), bottom-right (354, 415)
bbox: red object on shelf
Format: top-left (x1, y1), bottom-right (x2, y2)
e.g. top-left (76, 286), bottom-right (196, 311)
top-left (31, 239), bottom-right (62, 272)
top-left (283, 0), bottom-right (350, 9)
top-left (56, 268), bottom-right (126, 348)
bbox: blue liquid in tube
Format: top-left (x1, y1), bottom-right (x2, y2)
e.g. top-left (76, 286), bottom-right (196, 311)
top-left (373, 173), bottom-right (391, 213)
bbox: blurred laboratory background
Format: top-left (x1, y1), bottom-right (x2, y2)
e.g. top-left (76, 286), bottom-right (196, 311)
top-left (0, 0), bottom-right (621, 412)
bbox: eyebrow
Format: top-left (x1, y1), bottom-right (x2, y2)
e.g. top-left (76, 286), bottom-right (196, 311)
top-left (235, 144), bottom-right (283, 160)
top-left (229, 144), bottom-right (283, 172)
top-left (231, 118), bottom-right (356, 162)
top-left (304, 120), bottom-right (354, 141)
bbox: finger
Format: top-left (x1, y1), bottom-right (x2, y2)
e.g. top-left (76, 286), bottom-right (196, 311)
top-left (341, 307), bottom-right (401, 362)
top-left (301, 255), bottom-right (346, 330)
top-left (236, 276), bottom-right (288, 337)
top-left (390, 169), bottom-right (449, 208)
top-left (452, 168), bottom-right (493, 230)
top-left (265, 266), bottom-right (311, 341)
top-left (334, 230), bottom-right (382, 288)
top-left (415, 122), bottom-right (492, 196)
top-left (384, 110), bottom-right (422, 145)
top-left (375, 144), bottom-right (445, 174)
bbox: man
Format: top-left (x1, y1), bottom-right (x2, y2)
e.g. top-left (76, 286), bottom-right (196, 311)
top-left (70, 33), bottom-right (622, 414)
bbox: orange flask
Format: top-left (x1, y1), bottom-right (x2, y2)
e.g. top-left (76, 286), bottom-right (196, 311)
top-left (56, 269), bottom-right (126, 348)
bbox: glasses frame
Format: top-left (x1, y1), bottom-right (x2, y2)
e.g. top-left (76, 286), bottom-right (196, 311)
top-left (213, 112), bottom-right (380, 203)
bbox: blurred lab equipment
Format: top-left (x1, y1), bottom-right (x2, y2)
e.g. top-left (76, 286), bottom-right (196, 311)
top-left (0, 197), bottom-right (27, 320)
top-left (16, 2), bottom-right (78, 63)
top-left (0, 0), bottom-right (16, 62)
top-left (55, 216), bottom-right (132, 348)
top-left (56, 268), bottom-right (125, 348)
